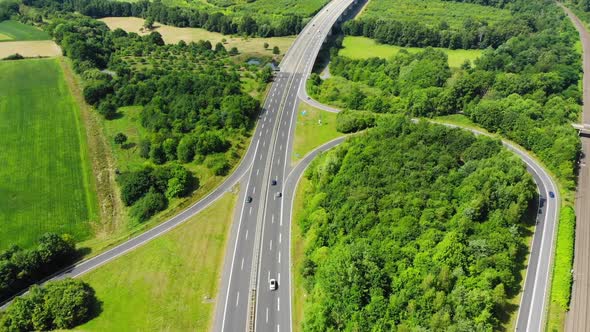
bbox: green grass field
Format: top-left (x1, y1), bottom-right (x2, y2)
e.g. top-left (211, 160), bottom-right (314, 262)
top-left (0, 58), bottom-right (97, 250)
top-left (292, 102), bottom-right (342, 164)
top-left (358, 0), bottom-right (511, 29)
top-left (79, 191), bottom-right (236, 331)
top-left (0, 20), bottom-right (50, 42)
top-left (339, 36), bottom-right (483, 68)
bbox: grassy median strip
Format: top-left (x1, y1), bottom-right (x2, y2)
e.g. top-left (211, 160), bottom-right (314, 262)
top-left (547, 206), bottom-right (576, 331)
top-left (292, 102), bottom-right (342, 164)
top-left (78, 191), bottom-right (237, 331)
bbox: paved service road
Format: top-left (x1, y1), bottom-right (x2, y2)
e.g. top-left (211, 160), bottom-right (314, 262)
top-left (561, 5), bottom-right (590, 332)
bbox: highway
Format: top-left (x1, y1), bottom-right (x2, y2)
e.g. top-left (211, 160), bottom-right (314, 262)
top-left (561, 4), bottom-right (590, 332)
top-left (0, 1), bottom-right (562, 331)
top-left (214, 1), bottom-right (358, 331)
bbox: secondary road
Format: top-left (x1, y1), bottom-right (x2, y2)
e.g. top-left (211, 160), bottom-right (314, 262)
top-left (560, 5), bottom-right (590, 332)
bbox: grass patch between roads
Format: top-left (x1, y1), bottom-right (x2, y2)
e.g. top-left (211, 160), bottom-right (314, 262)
top-left (79, 191), bottom-right (237, 331)
top-left (292, 102), bottom-right (342, 164)
top-left (0, 20), bottom-right (49, 41)
top-left (0, 58), bottom-right (97, 251)
top-left (339, 36), bottom-right (483, 68)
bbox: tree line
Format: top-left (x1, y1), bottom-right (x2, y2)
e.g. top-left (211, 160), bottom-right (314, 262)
top-left (343, 15), bottom-right (532, 50)
top-left (0, 233), bottom-right (77, 302)
top-left (22, 0), bottom-right (305, 37)
top-left (299, 118), bottom-right (535, 330)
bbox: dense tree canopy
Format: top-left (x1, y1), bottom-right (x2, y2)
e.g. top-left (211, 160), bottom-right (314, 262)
top-left (312, 0), bottom-right (581, 188)
top-left (0, 279), bottom-right (97, 331)
top-left (0, 233), bottom-right (77, 302)
top-left (299, 118), bottom-right (535, 331)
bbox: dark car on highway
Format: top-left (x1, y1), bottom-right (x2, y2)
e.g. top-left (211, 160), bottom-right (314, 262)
top-left (549, 191), bottom-right (555, 198)
top-left (246, 196), bottom-right (253, 203)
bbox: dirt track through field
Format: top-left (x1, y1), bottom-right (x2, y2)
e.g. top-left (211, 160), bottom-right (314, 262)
top-left (0, 40), bottom-right (61, 58)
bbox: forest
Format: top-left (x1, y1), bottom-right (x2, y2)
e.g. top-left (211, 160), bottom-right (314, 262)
top-left (41, 14), bottom-right (267, 222)
top-left (19, 0), bottom-right (306, 37)
top-left (311, 0), bottom-right (581, 188)
top-left (299, 117), bottom-right (535, 330)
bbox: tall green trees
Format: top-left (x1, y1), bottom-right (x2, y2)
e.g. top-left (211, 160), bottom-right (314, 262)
top-left (0, 279), bottom-right (97, 331)
top-left (0, 234), bottom-right (77, 302)
top-left (299, 118), bottom-right (535, 330)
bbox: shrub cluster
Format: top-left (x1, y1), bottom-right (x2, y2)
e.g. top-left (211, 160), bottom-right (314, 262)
top-left (118, 164), bottom-right (196, 222)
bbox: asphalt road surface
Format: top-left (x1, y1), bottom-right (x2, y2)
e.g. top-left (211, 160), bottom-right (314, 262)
top-left (561, 4), bottom-right (590, 332)
top-left (214, 1), bottom-right (358, 331)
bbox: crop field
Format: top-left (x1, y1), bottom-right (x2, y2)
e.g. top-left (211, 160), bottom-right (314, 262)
top-left (0, 40), bottom-right (61, 58)
top-left (0, 20), bottom-right (49, 41)
top-left (358, 0), bottom-right (511, 28)
top-left (340, 36), bottom-right (483, 68)
top-left (100, 17), bottom-right (295, 57)
top-left (79, 192), bottom-right (236, 331)
top-left (0, 58), bottom-right (97, 251)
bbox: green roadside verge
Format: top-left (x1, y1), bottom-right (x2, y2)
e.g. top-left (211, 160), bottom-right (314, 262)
top-left (78, 191), bottom-right (237, 331)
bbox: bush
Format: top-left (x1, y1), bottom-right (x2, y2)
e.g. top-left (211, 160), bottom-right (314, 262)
top-left (117, 169), bottom-right (154, 206)
top-left (205, 154), bottom-right (231, 176)
top-left (335, 110), bottom-right (377, 133)
top-left (0, 279), bottom-right (97, 331)
top-left (130, 189), bottom-right (168, 222)
top-left (2, 53), bottom-right (24, 61)
top-left (83, 81), bottom-right (112, 106)
top-left (114, 133), bottom-right (127, 145)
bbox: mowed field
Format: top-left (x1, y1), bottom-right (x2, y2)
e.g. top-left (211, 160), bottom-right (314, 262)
top-left (358, 0), bottom-right (511, 28)
top-left (339, 36), bottom-right (483, 68)
top-left (78, 192), bottom-right (236, 331)
top-left (100, 17), bottom-right (295, 57)
top-left (0, 58), bottom-right (97, 250)
top-left (0, 20), bottom-right (50, 41)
